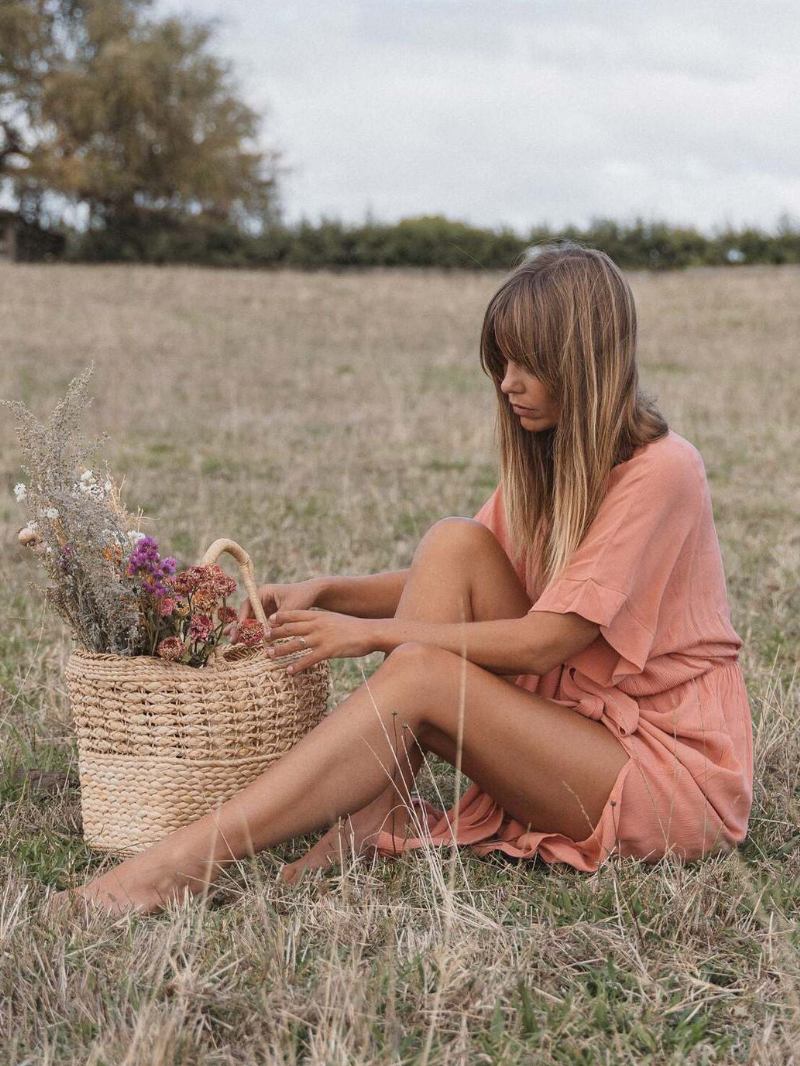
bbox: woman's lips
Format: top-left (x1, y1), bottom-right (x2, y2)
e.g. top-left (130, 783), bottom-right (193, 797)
top-left (512, 405), bottom-right (538, 415)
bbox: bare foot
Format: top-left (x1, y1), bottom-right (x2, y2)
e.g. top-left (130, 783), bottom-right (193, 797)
top-left (278, 817), bottom-right (374, 885)
top-left (278, 797), bottom-right (433, 884)
top-left (51, 839), bottom-right (223, 917)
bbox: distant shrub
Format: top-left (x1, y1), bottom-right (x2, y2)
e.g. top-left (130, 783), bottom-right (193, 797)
top-left (15, 210), bottom-right (800, 271)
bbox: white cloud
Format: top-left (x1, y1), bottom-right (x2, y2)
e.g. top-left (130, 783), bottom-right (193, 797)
top-left (155, 0), bottom-right (800, 233)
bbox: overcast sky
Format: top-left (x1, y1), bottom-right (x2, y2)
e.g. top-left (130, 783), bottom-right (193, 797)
top-left (155, 0), bottom-right (799, 234)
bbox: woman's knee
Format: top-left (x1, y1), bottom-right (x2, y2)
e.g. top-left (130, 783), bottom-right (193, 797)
top-left (380, 642), bottom-right (464, 702)
top-left (383, 640), bottom-right (452, 668)
top-left (381, 643), bottom-right (488, 751)
top-left (381, 642), bottom-right (463, 686)
top-left (414, 516), bottom-right (497, 560)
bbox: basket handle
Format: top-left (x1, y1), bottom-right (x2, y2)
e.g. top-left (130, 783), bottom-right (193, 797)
top-left (199, 538), bottom-right (270, 631)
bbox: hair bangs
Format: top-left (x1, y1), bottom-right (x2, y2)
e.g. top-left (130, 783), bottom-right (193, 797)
top-left (480, 279), bottom-right (550, 385)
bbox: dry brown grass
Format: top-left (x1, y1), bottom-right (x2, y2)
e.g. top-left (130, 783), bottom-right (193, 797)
top-left (0, 262), bottom-right (798, 1064)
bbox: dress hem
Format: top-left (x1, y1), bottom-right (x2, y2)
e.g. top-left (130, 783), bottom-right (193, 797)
top-left (372, 721), bottom-right (638, 874)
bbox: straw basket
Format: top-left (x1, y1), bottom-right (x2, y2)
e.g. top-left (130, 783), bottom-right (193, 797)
top-left (64, 538), bottom-right (330, 855)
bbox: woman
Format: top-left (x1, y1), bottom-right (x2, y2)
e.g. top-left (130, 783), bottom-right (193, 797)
top-left (59, 242), bottom-right (753, 914)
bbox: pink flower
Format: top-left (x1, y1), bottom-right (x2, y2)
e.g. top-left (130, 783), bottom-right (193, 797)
top-left (157, 637), bottom-right (185, 661)
top-left (192, 587), bottom-right (218, 611)
top-left (158, 597), bottom-right (176, 617)
top-left (170, 564), bottom-right (237, 601)
top-left (206, 565), bottom-right (237, 599)
top-left (218, 605), bottom-right (238, 624)
top-left (170, 566), bottom-right (208, 596)
top-left (189, 613), bottom-right (213, 641)
top-left (238, 619), bottom-right (265, 647)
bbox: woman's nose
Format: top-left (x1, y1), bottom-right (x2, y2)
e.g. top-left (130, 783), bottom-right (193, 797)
top-left (500, 366), bottom-right (517, 394)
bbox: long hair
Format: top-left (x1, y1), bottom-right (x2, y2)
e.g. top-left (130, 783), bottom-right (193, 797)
top-left (479, 240), bottom-right (668, 591)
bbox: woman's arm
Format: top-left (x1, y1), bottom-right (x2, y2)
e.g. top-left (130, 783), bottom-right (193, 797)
top-left (314, 570), bottom-right (409, 618)
top-left (371, 610), bottom-right (600, 676)
top-left (266, 607), bottom-right (600, 677)
top-left (233, 570), bottom-right (410, 639)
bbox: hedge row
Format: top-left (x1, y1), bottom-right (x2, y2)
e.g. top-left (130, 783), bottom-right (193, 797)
top-left (25, 213), bottom-right (800, 270)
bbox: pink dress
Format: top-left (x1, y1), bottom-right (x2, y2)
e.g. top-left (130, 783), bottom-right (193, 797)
top-left (373, 429), bottom-right (754, 871)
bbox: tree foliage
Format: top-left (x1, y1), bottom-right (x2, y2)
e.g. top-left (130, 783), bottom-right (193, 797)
top-left (0, 0), bottom-right (281, 230)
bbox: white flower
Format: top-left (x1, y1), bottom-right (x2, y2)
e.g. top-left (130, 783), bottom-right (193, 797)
top-left (28, 520), bottom-right (38, 531)
top-left (42, 507), bottom-right (59, 520)
top-left (72, 469), bottom-right (109, 500)
top-left (14, 483), bottom-right (27, 502)
top-left (77, 469), bottom-right (108, 497)
top-left (127, 530), bottom-right (145, 544)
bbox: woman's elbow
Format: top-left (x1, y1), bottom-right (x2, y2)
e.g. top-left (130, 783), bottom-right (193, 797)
top-left (517, 613), bottom-right (601, 676)
top-left (524, 648), bottom-right (562, 676)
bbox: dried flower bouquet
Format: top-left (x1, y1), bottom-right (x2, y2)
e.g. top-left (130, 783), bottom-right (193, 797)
top-left (5, 366), bottom-right (264, 665)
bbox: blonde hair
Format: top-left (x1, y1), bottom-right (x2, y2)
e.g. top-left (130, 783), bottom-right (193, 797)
top-left (479, 240), bottom-right (668, 590)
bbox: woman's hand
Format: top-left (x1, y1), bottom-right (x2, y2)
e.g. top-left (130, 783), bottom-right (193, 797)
top-left (264, 609), bottom-right (384, 675)
top-left (229, 578), bottom-right (326, 643)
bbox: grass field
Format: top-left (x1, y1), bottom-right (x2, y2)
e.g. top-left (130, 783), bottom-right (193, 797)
top-left (1, 261), bottom-right (798, 1064)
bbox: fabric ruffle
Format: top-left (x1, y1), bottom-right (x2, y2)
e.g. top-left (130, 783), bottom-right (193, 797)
top-left (371, 746), bottom-right (636, 874)
top-left (530, 575), bottom-right (654, 684)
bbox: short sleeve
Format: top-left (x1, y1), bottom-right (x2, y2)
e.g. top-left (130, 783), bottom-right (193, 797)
top-left (471, 485), bottom-right (534, 595)
top-left (529, 444), bottom-right (704, 678)
top-left (472, 486), bottom-right (503, 533)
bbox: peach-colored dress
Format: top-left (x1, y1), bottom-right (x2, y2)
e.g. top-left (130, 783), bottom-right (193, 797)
top-left (373, 429), bottom-right (754, 871)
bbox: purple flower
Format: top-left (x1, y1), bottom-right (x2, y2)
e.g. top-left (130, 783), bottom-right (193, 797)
top-left (127, 536), bottom-right (159, 565)
top-left (126, 536), bottom-right (178, 599)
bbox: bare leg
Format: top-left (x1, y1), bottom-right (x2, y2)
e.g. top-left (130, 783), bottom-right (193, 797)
top-left (280, 517), bottom-right (534, 881)
top-left (62, 520), bottom-right (629, 915)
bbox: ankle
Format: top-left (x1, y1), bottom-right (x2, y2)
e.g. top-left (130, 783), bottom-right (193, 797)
top-left (164, 826), bottom-right (237, 889)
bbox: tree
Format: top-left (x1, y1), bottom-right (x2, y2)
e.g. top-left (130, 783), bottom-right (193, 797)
top-left (0, 0), bottom-right (282, 235)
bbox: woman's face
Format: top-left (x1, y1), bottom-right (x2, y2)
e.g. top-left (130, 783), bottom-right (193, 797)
top-left (499, 357), bottom-right (560, 430)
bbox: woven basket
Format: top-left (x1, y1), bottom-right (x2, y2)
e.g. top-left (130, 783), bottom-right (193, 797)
top-left (64, 538), bottom-right (330, 855)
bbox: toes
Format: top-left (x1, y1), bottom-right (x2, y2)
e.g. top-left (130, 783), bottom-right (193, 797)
top-left (279, 857), bottom-right (330, 884)
top-left (278, 849), bottom-right (345, 884)
top-left (42, 888), bottom-right (105, 924)
top-left (278, 864), bottom-right (300, 885)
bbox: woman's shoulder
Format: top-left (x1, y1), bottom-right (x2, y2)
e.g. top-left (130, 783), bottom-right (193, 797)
top-left (613, 428), bottom-right (706, 495)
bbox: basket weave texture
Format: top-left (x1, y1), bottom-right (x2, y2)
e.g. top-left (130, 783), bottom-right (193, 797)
top-left (64, 539), bottom-right (330, 855)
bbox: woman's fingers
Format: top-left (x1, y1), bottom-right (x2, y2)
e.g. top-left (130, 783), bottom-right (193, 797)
top-left (264, 618), bottom-right (311, 639)
top-left (230, 585), bottom-right (279, 640)
top-left (229, 601), bottom-right (320, 645)
top-left (268, 633), bottom-right (314, 655)
top-left (228, 591), bottom-right (264, 642)
top-left (223, 586), bottom-right (308, 644)
top-left (267, 644), bottom-right (324, 674)
top-left (266, 609), bottom-right (317, 634)
top-left (284, 650), bottom-right (324, 675)
top-left (267, 609), bottom-right (316, 623)
top-left (227, 599), bottom-right (251, 642)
